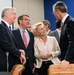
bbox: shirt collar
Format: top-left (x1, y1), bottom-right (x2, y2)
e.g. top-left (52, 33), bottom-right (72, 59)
top-left (56, 29), bottom-right (61, 32)
top-left (2, 19), bottom-right (11, 27)
top-left (19, 27), bottom-right (27, 33)
top-left (62, 14), bottom-right (69, 23)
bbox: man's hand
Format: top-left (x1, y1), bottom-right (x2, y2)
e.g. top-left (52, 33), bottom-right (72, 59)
top-left (32, 63), bottom-right (36, 73)
top-left (20, 52), bottom-right (26, 65)
top-left (19, 49), bottom-right (25, 55)
top-left (60, 60), bottom-right (69, 70)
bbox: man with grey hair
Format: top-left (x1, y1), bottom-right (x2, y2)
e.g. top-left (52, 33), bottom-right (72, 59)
top-left (53, 1), bottom-right (74, 69)
top-left (0, 7), bottom-right (26, 72)
top-left (42, 20), bottom-right (51, 34)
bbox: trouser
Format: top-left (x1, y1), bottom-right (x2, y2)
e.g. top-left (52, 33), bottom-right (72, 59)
top-left (22, 59), bottom-right (34, 75)
top-left (38, 60), bottom-right (53, 75)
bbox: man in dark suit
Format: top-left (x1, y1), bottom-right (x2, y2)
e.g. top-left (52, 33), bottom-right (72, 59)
top-left (0, 7), bottom-right (26, 72)
top-left (53, 1), bottom-right (74, 69)
top-left (12, 14), bottom-right (36, 75)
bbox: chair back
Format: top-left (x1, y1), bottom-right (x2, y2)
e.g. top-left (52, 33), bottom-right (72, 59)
top-left (48, 64), bottom-right (74, 75)
top-left (10, 64), bottom-right (25, 75)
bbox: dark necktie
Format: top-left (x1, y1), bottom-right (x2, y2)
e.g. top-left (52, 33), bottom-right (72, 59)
top-left (9, 26), bottom-right (12, 31)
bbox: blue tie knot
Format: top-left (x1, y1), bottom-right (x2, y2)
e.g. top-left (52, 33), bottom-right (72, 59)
top-left (9, 26), bottom-right (12, 31)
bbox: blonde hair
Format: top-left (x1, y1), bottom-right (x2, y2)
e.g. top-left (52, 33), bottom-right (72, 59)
top-left (32, 22), bottom-right (44, 37)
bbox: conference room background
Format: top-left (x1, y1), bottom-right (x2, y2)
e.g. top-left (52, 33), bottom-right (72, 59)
top-left (0, 0), bottom-right (74, 30)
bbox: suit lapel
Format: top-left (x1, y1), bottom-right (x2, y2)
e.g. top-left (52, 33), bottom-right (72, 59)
top-left (61, 16), bottom-right (70, 36)
top-left (64, 16), bottom-right (70, 25)
top-left (1, 21), bottom-right (17, 44)
top-left (60, 16), bottom-right (70, 45)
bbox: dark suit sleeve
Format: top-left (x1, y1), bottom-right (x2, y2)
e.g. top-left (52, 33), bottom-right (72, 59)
top-left (0, 24), bottom-right (21, 58)
top-left (64, 20), bottom-right (74, 62)
top-left (29, 32), bottom-right (36, 64)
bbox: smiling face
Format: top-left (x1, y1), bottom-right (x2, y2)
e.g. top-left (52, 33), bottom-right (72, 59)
top-left (36, 24), bottom-right (47, 37)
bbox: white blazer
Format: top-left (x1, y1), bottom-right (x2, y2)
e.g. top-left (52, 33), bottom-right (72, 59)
top-left (34, 36), bottom-right (60, 68)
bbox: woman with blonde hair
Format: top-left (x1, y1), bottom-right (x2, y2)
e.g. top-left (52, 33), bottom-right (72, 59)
top-left (32, 22), bottom-right (60, 75)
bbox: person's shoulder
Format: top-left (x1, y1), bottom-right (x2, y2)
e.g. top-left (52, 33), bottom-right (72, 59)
top-left (0, 21), bottom-right (7, 31)
top-left (27, 30), bottom-right (34, 36)
top-left (12, 28), bottom-right (19, 32)
top-left (47, 35), bottom-right (55, 39)
top-left (34, 37), bottom-right (40, 42)
top-left (0, 21), bottom-right (4, 27)
top-left (67, 16), bottom-right (74, 25)
top-left (47, 36), bottom-right (57, 43)
top-left (48, 30), bottom-right (56, 35)
top-left (51, 30), bottom-right (57, 33)
top-left (12, 28), bottom-right (19, 35)
top-left (68, 16), bottom-right (74, 22)
top-left (27, 30), bottom-right (32, 33)
top-left (34, 37), bottom-right (38, 40)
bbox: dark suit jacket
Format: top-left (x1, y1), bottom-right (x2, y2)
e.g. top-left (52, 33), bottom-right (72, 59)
top-left (0, 21), bottom-right (21, 71)
top-left (48, 30), bottom-right (60, 44)
top-left (12, 28), bottom-right (36, 71)
top-left (60, 16), bottom-right (74, 63)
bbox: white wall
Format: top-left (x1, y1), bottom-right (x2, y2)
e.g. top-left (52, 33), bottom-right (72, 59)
top-left (13, 0), bottom-right (44, 29)
top-left (0, 0), bottom-right (12, 20)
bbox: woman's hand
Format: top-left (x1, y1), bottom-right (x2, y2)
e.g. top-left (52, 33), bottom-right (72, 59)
top-left (40, 53), bottom-right (52, 59)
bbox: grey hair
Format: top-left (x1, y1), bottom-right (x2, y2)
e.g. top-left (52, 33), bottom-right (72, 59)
top-left (1, 7), bottom-right (16, 18)
top-left (53, 1), bottom-right (68, 13)
top-left (42, 20), bottom-right (50, 28)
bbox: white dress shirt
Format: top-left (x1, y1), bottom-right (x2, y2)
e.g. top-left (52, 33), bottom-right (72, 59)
top-left (62, 14), bottom-right (69, 24)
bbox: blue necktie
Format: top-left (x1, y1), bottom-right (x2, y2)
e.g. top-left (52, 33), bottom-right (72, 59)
top-left (9, 26), bottom-right (12, 31)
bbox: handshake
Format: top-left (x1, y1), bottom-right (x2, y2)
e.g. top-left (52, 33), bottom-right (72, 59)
top-left (19, 49), bottom-right (26, 65)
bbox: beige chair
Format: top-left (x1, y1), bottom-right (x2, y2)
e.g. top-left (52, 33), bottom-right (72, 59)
top-left (0, 64), bottom-right (25, 75)
top-left (48, 64), bottom-right (74, 75)
top-left (10, 64), bottom-right (25, 75)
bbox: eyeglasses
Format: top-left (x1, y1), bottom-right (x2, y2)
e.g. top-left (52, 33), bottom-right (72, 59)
top-left (22, 19), bottom-right (30, 21)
